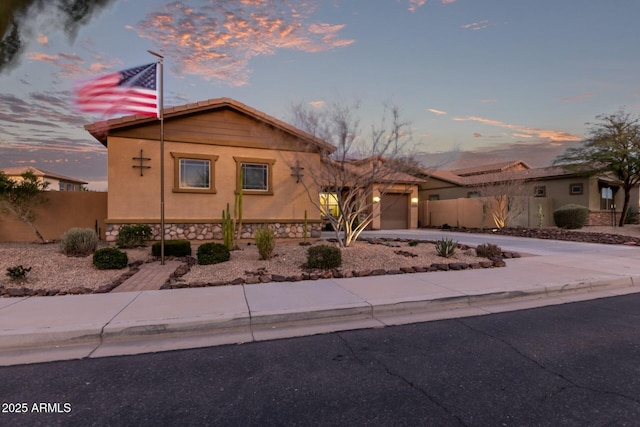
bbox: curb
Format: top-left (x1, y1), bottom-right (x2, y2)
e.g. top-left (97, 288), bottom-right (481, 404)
top-left (1, 276), bottom-right (639, 365)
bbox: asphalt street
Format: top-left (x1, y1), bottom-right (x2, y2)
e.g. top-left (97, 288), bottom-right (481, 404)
top-left (2, 292), bottom-right (639, 426)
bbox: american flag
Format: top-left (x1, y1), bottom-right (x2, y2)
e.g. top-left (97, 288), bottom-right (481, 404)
top-left (75, 63), bottom-right (158, 117)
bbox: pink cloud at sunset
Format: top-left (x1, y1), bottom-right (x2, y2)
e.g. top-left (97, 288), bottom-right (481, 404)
top-left (461, 20), bottom-right (490, 31)
top-left (132, 1), bottom-right (355, 86)
top-left (427, 108), bottom-right (447, 115)
top-left (559, 93), bottom-right (594, 103)
top-left (453, 115), bottom-right (582, 142)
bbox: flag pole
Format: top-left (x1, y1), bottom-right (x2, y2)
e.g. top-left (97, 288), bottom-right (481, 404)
top-left (148, 50), bottom-right (165, 265)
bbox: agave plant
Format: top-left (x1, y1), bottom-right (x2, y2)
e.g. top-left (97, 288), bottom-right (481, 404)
top-left (435, 238), bottom-right (457, 258)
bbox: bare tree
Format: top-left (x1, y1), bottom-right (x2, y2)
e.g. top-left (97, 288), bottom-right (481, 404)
top-left (469, 174), bottom-right (534, 229)
top-left (290, 100), bottom-right (418, 247)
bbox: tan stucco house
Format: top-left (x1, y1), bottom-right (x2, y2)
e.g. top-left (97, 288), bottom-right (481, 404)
top-left (419, 160), bottom-right (639, 227)
top-left (1, 167), bottom-right (87, 191)
top-left (85, 98), bottom-right (339, 241)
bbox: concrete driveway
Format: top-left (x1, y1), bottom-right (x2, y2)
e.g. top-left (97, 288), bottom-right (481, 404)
top-left (347, 229), bottom-right (640, 256)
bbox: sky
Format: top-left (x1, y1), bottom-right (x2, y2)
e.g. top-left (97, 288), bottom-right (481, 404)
top-left (1, 0), bottom-right (639, 190)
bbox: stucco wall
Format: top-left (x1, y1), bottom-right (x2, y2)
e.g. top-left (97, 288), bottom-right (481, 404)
top-left (107, 137), bottom-right (322, 224)
top-left (0, 192), bottom-right (107, 242)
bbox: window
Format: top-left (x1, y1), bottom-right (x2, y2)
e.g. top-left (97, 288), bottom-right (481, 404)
top-left (180, 159), bottom-right (210, 189)
top-left (570, 183), bottom-right (583, 195)
top-left (59, 182), bottom-right (65, 191)
top-left (467, 191), bottom-right (480, 198)
top-left (320, 192), bottom-right (339, 217)
top-left (234, 157), bottom-right (275, 195)
top-left (428, 194), bottom-right (440, 201)
top-left (66, 183), bottom-right (74, 191)
top-left (170, 153), bottom-right (218, 193)
top-left (534, 186), bottom-right (546, 197)
top-left (242, 163), bottom-right (268, 191)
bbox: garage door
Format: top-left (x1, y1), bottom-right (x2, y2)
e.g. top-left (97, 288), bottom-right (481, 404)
top-left (380, 193), bottom-right (408, 229)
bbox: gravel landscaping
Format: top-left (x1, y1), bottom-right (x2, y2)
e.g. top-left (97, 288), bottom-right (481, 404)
top-left (1, 225), bottom-right (639, 297)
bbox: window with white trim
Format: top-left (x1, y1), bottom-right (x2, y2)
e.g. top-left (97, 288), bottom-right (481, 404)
top-left (170, 152), bottom-right (217, 193)
top-left (242, 163), bottom-right (268, 191)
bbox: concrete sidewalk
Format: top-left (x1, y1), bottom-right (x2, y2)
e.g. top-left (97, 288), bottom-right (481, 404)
top-left (2, 246), bottom-right (640, 366)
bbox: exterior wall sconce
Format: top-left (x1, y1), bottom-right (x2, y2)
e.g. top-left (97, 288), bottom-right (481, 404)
top-left (373, 196), bottom-right (381, 203)
top-left (411, 197), bottom-right (419, 205)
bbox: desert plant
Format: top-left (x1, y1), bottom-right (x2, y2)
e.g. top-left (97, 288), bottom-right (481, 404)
top-left (254, 226), bottom-right (276, 260)
top-left (435, 238), bottom-right (457, 258)
top-left (537, 203), bottom-right (545, 229)
top-left (408, 240), bottom-right (420, 247)
top-left (625, 206), bottom-right (639, 224)
top-left (475, 243), bottom-right (502, 259)
top-left (116, 224), bottom-right (152, 248)
top-left (6, 265), bottom-right (31, 281)
top-left (151, 240), bottom-right (192, 257)
top-left (197, 242), bottom-right (230, 265)
top-left (60, 227), bottom-right (99, 257)
top-left (306, 244), bottom-right (342, 269)
top-left (93, 247), bottom-right (128, 270)
top-left (553, 204), bottom-right (588, 229)
top-left (222, 202), bottom-right (234, 251)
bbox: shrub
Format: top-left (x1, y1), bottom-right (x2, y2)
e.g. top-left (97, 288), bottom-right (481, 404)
top-left (435, 238), bottom-right (457, 258)
top-left (6, 265), bottom-right (31, 281)
top-left (197, 242), bottom-right (230, 265)
top-left (151, 239), bottom-right (192, 257)
top-left (475, 243), bottom-right (502, 258)
top-left (254, 226), bottom-right (276, 260)
top-left (408, 240), bottom-right (420, 247)
top-left (553, 204), bottom-right (588, 229)
top-left (93, 247), bottom-right (128, 270)
top-left (60, 228), bottom-right (99, 257)
top-left (306, 245), bottom-right (342, 269)
top-left (116, 224), bottom-right (152, 248)
top-left (625, 206), bottom-right (639, 224)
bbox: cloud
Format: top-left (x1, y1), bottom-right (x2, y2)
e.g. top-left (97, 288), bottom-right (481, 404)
top-left (427, 108), bottom-right (447, 115)
top-left (558, 93), bottom-right (594, 103)
top-left (408, 0), bottom-right (426, 12)
top-left (441, 0), bottom-right (457, 3)
top-left (461, 20), bottom-right (490, 31)
top-left (480, 98), bottom-right (497, 104)
top-left (453, 115), bottom-right (582, 142)
top-left (473, 133), bottom-right (482, 138)
top-left (37, 34), bottom-right (48, 45)
top-left (309, 100), bottom-right (325, 107)
top-left (132, 0), bottom-right (354, 86)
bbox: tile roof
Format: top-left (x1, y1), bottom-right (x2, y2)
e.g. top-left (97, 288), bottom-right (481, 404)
top-left (1, 167), bottom-right (87, 184)
top-left (450, 160), bottom-right (531, 176)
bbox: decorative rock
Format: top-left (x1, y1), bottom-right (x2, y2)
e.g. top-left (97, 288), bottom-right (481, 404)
top-left (230, 277), bottom-right (245, 285)
top-left (448, 263), bottom-right (468, 270)
top-left (371, 269), bottom-right (386, 276)
top-left (432, 263), bottom-right (450, 271)
top-left (386, 269), bottom-right (403, 275)
top-left (479, 261), bottom-right (494, 268)
top-left (271, 274), bottom-right (287, 282)
top-left (400, 267), bottom-right (415, 273)
top-left (245, 277), bottom-right (261, 284)
top-left (492, 259), bottom-right (506, 268)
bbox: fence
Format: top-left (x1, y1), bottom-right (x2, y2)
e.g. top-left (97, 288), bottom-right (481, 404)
top-left (0, 192), bottom-right (107, 242)
top-left (419, 197), bottom-right (554, 229)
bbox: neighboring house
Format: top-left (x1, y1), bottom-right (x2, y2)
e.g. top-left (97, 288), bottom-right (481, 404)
top-left (0, 167), bottom-right (87, 191)
top-left (85, 97), bottom-right (337, 241)
top-left (418, 160), bottom-right (639, 227)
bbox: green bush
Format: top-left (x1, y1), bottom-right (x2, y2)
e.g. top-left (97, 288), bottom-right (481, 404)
top-left (254, 227), bottom-right (276, 260)
top-left (93, 247), bottom-right (128, 270)
top-left (151, 239), bottom-right (192, 257)
top-left (6, 265), bottom-right (31, 281)
top-left (625, 206), bottom-right (639, 224)
top-left (306, 245), bottom-right (342, 269)
top-left (197, 242), bottom-right (230, 265)
top-left (435, 238), bottom-right (457, 258)
top-left (475, 243), bottom-right (502, 258)
top-left (116, 224), bottom-right (152, 248)
top-left (60, 228), bottom-right (99, 257)
top-left (408, 240), bottom-right (420, 247)
top-left (553, 204), bottom-right (588, 229)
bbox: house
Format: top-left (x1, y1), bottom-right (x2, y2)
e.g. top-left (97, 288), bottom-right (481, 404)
top-left (319, 156), bottom-right (424, 230)
top-left (0, 167), bottom-right (87, 191)
top-left (418, 160), bottom-right (639, 227)
top-left (84, 97), bottom-right (340, 241)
